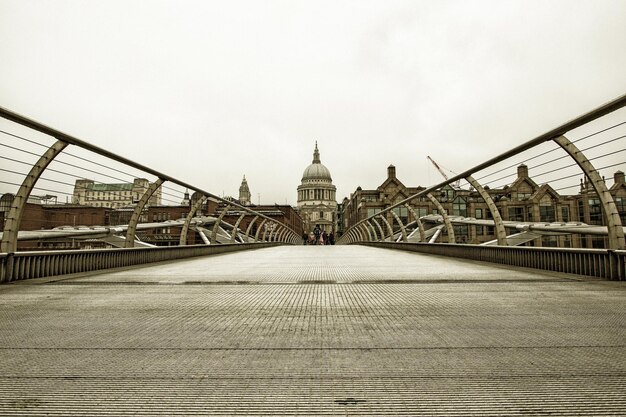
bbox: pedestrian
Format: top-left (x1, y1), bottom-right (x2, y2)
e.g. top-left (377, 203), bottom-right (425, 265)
top-left (302, 232), bottom-right (308, 245)
top-left (313, 224), bottom-right (321, 245)
top-left (329, 232), bottom-right (335, 245)
top-left (322, 231), bottom-right (328, 245)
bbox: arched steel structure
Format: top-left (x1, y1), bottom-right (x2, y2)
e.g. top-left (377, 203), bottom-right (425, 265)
top-left (125, 178), bottom-right (166, 248)
top-left (465, 175), bottom-right (507, 246)
top-left (337, 93), bottom-right (626, 251)
top-left (180, 195), bottom-right (208, 245)
top-left (1, 140), bottom-right (68, 253)
top-left (554, 135), bottom-right (625, 249)
top-left (426, 193), bottom-right (455, 244)
top-left (0, 106), bottom-right (302, 254)
top-left (404, 204), bottom-right (426, 242)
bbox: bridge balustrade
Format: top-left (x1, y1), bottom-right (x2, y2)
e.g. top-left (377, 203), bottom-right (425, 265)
top-left (0, 106), bottom-right (301, 282)
top-left (338, 93), bottom-right (626, 280)
top-left (0, 242), bottom-right (280, 283)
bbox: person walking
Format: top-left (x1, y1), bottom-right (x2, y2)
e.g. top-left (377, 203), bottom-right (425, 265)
top-left (322, 231), bottom-right (328, 246)
top-left (302, 232), bottom-right (308, 245)
top-left (313, 224), bottom-right (321, 245)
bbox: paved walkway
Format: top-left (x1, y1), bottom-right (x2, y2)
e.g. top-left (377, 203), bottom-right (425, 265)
top-left (1, 245), bottom-right (625, 416)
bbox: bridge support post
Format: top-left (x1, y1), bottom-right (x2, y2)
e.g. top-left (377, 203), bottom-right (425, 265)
top-left (1, 140), bottom-right (68, 254)
top-left (245, 216), bottom-right (259, 243)
top-left (180, 195), bottom-right (207, 245)
top-left (554, 135), bottom-right (625, 250)
top-left (256, 219), bottom-right (267, 242)
top-left (404, 204), bottom-right (426, 242)
top-left (378, 214), bottom-right (394, 242)
top-left (359, 222), bottom-right (373, 241)
top-left (426, 193), bottom-right (455, 244)
top-left (466, 175), bottom-right (508, 246)
top-left (371, 217), bottom-right (385, 242)
top-left (365, 220), bottom-right (378, 242)
top-left (125, 178), bottom-right (165, 248)
top-left (390, 210), bottom-right (408, 242)
top-left (211, 204), bottom-right (232, 244)
top-left (230, 213), bottom-right (247, 243)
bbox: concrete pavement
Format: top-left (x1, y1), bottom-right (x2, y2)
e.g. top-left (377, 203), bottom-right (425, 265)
top-left (1, 245), bottom-right (625, 415)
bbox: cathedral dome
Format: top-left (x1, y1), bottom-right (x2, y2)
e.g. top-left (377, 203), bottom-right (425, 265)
top-left (301, 142), bottom-right (332, 182)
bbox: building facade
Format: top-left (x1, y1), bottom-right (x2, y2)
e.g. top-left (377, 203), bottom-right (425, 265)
top-left (72, 178), bottom-right (162, 208)
top-left (297, 142), bottom-right (337, 233)
top-left (341, 164), bottom-right (626, 248)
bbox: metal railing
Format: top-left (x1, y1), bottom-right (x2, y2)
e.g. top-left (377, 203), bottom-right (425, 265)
top-left (361, 242), bottom-right (626, 281)
top-left (339, 93), bottom-right (626, 247)
top-left (0, 242), bottom-right (280, 283)
top-left (338, 94), bottom-right (626, 280)
top-left (0, 106), bottom-right (301, 282)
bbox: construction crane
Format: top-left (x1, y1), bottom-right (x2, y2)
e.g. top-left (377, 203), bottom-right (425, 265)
top-left (427, 156), bottom-right (460, 188)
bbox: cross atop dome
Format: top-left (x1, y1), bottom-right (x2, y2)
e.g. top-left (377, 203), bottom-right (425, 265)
top-left (313, 141), bottom-right (321, 164)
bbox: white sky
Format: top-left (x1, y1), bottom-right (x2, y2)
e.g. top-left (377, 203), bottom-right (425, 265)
top-left (1, 0), bottom-right (626, 205)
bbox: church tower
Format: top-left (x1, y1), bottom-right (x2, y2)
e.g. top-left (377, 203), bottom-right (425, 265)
top-left (297, 142), bottom-right (337, 233)
top-left (239, 175), bottom-right (251, 206)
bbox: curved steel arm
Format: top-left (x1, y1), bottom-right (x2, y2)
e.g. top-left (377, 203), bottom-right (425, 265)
top-left (255, 219), bottom-right (267, 242)
top-left (554, 135), bottom-right (625, 249)
top-left (378, 214), bottom-right (394, 242)
top-left (404, 204), bottom-right (426, 242)
top-left (229, 213), bottom-right (246, 243)
top-left (390, 210), bottom-right (408, 242)
top-left (245, 216), bottom-right (259, 243)
top-left (125, 178), bottom-right (165, 248)
top-left (211, 204), bottom-right (231, 244)
top-left (466, 175), bottom-right (508, 246)
top-left (359, 222), bottom-right (373, 241)
top-left (1, 140), bottom-right (68, 253)
top-left (179, 195), bottom-right (207, 245)
top-left (426, 193), bottom-right (455, 244)
top-left (370, 217), bottom-right (385, 242)
top-left (365, 220), bottom-right (378, 242)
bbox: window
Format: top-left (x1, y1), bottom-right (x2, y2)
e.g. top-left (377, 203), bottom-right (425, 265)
top-left (367, 208), bottom-right (381, 218)
top-left (561, 206), bottom-right (570, 222)
top-left (615, 197), bottom-right (626, 224)
top-left (539, 204), bottom-right (555, 222)
top-left (393, 207), bottom-right (408, 224)
top-left (319, 211), bottom-right (324, 220)
top-left (542, 236), bottom-right (558, 247)
top-left (588, 198), bottom-right (602, 225)
top-left (508, 207), bottom-right (524, 222)
top-left (578, 200), bottom-right (585, 222)
top-left (452, 197), bottom-right (467, 217)
top-left (475, 208), bottom-right (483, 219)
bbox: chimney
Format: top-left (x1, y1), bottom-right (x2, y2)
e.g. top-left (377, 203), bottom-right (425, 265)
top-left (517, 164), bottom-right (528, 178)
top-left (388, 164), bottom-right (396, 179)
top-left (615, 170), bottom-right (625, 185)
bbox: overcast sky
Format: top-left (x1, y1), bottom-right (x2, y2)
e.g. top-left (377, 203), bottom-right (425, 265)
top-left (1, 0), bottom-right (626, 205)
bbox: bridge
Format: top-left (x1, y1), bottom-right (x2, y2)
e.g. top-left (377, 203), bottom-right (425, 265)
top-left (0, 95), bottom-right (625, 415)
top-left (2, 245), bottom-right (625, 416)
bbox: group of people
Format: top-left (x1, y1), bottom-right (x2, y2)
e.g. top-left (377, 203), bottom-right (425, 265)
top-left (303, 224), bottom-right (335, 245)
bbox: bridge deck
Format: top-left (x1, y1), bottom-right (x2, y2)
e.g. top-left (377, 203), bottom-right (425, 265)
top-left (1, 245), bottom-right (625, 416)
